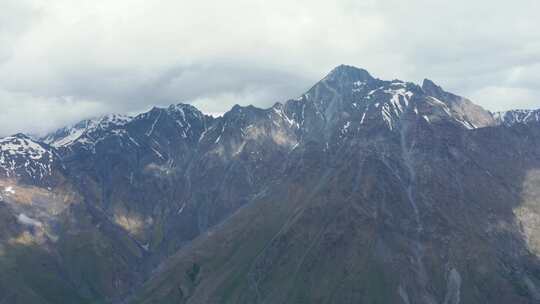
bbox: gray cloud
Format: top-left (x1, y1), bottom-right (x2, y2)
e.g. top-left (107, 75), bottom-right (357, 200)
top-left (0, 0), bottom-right (539, 136)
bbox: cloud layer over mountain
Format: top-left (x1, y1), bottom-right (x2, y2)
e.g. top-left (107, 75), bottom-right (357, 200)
top-left (1, 0), bottom-right (539, 136)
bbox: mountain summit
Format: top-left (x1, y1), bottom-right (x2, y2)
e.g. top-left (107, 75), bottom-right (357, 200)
top-left (323, 64), bottom-right (374, 83)
top-left (1, 65), bottom-right (540, 304)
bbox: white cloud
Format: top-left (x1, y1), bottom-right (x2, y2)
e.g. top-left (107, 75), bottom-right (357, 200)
top-left (470, 86), bottom-right (540, 112)
top-left (0, 89), bottom-right (106, 136)
top-left (0, 0), bottom-right (539, 136)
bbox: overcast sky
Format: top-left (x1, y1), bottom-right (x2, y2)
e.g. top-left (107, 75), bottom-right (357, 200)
top-left (1, 0), bottom-right (539, 136)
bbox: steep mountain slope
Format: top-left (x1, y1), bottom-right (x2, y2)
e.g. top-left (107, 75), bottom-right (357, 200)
top-left (0, 97), bottom-right (303, 303)
top-left (129, 67), bottom-right (540, 304)
top-left (421, 78), bottom-right (497, 128)
top-left (0, 134), bottom-right (144, 303)
top-left (0, 65), bottom-right (539, 304)
top-left (131, 121), bottom-right (540, 304)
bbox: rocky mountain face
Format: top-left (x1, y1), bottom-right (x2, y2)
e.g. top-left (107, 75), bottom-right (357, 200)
top-left (1, 65), bottom-right (540, 304)
top-left (494, 109), bottom-right (540, 126)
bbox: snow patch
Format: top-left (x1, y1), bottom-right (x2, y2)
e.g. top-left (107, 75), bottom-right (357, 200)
top-left (4, 186), bottom-right (15, 195)
top-left (443, 268), bottom-right (461, 304)
top-left (177, 202), bottom-right (186, 215)
top-left (45, 114), bottom-right (132, 148)
top-left (0, 135), bottom-right (54, 179)
top-left (17, 214), bottom-right (43, 228)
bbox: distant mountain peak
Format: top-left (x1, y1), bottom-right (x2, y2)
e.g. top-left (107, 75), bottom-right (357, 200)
top-left (167, 102), bottom-right (201, 113)
top-left (323, 64), bottom-right (374, 84)
top-left (10, 133), bottom-right (33, 140)
top-left (421, 78), bottom-right (460, 103)
top-left (43, 113), bottom-right (132, 148)
top-left (494, 109), bottom-right (540, 126)
top-left (329, 64), bottom-right (370, 74)
top-left (0, 134), bottom-right (56, 180)
top-left (420, 78), bottom-right (496, 128)
top-left (421, 78), bottom-right (441, 92)
top-left (278, 65), bottom-right (502, 135)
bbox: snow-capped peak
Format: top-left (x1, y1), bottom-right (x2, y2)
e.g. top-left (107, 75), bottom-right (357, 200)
top-left (0, 134), bottom-right (55, 180)
top-left (95, 114), bottom-right (132, 129)
top-left (0, 134), bottom-right (49, 160)
top-left (494, 109), bottom-right (540, 126)
top-left (167, 103), bottom-right (200, 114)
top-left (166, 103), bottom-right (207, 139)
top-left (43, 114), bottom-right (132, 148)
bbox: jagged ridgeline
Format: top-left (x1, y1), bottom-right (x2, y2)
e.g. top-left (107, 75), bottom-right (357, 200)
top-left (1, 65), bottom-right (540, 304)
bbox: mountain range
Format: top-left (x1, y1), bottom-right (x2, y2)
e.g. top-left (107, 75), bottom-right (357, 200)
top-left (1, 65), bottom-right (540, 303)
